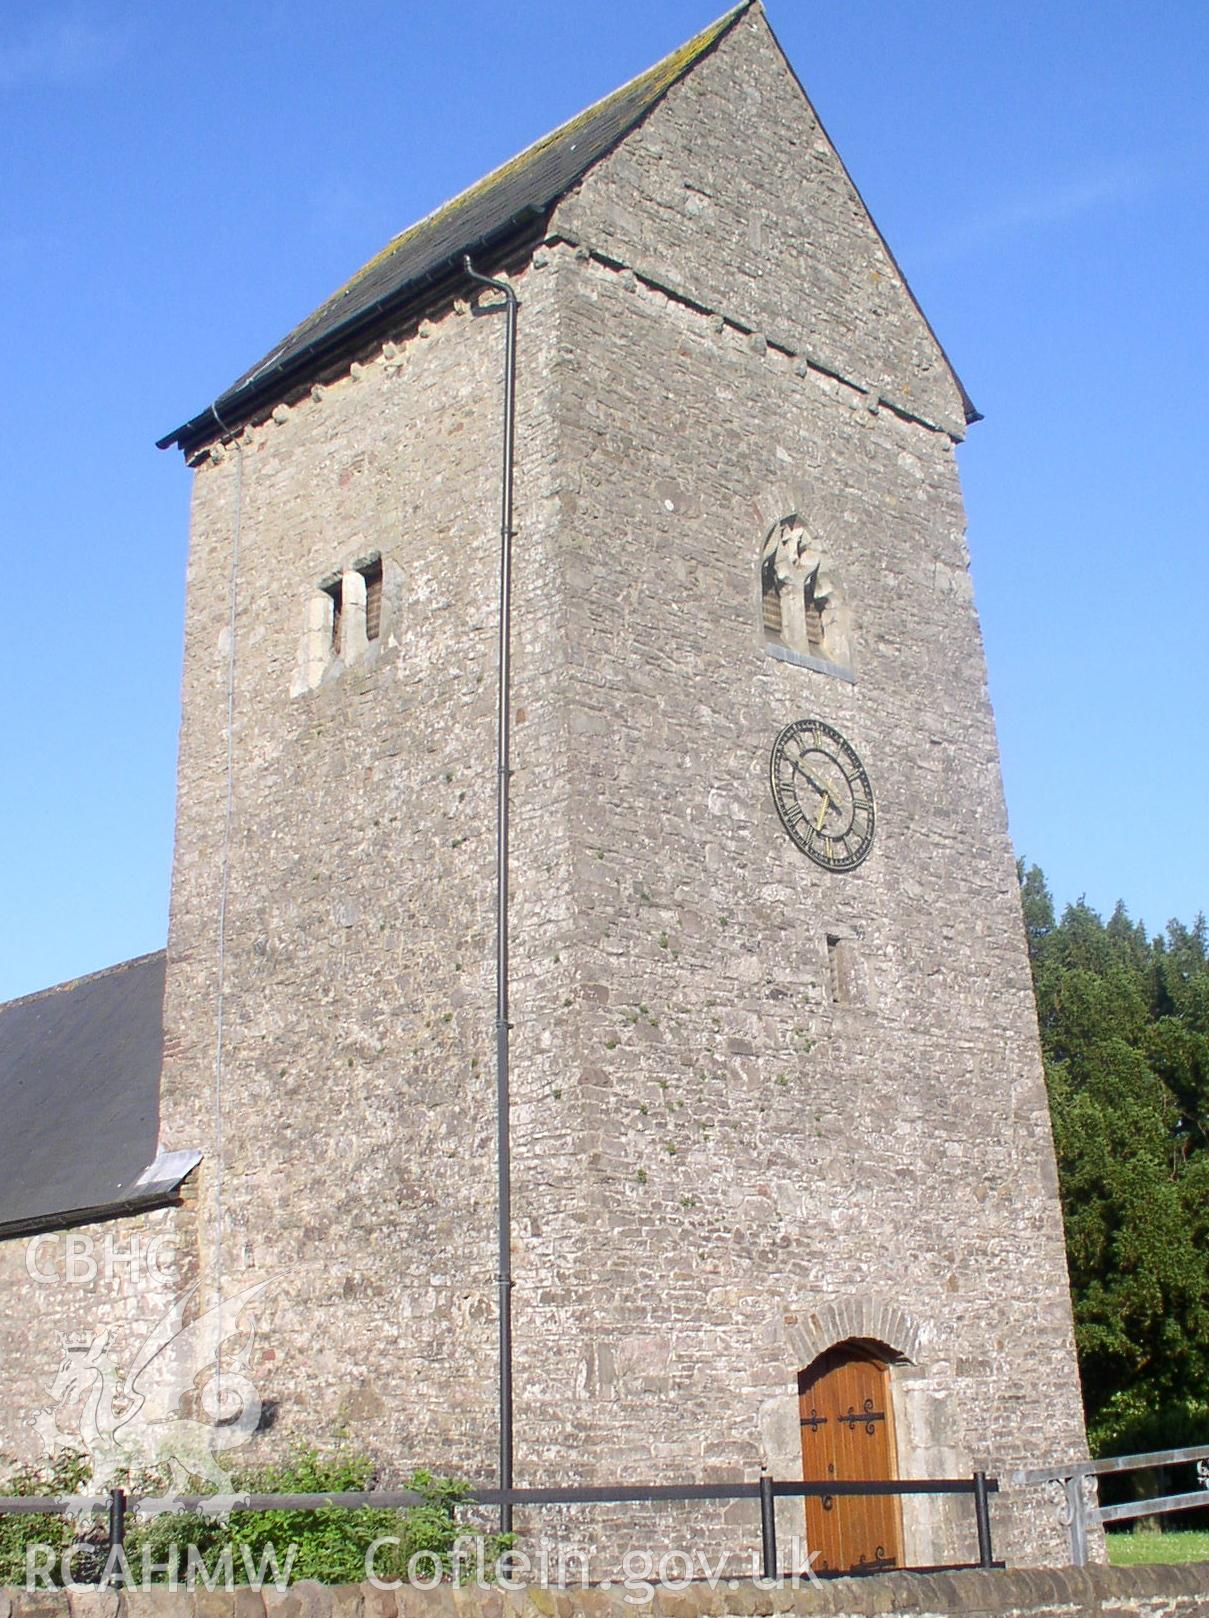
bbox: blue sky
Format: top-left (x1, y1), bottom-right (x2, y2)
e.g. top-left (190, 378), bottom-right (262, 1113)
top-left (2, 0), bottom-right (1206, 1001)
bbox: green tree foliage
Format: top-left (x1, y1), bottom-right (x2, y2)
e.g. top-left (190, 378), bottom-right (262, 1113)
top-left (1020, 863), bottom-right (1209, 1454)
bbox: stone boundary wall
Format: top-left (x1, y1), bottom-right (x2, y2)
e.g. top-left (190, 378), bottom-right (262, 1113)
top-left (5, 1568), bottom-right (1209, 1618)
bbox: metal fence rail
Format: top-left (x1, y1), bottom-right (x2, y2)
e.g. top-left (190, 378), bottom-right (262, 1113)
top-left (1012, 1442), bottom-right (1209, 1565)
top-left (0, 1470), bottom-right (1000, 1585)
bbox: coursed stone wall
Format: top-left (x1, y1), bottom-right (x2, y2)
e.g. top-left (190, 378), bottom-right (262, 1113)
top-left (0, 1203), bottom-right (185, 1471)
top-left (156, 256), bottom-right (570, 1480)
top-left (4, 1568), bottom-right (1209, 1618)
top-left (503, 12), bottom-right (1089, 1565)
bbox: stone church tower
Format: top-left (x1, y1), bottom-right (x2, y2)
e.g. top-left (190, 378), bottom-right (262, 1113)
top-left (146, 0), bottom-right (1090, 1571)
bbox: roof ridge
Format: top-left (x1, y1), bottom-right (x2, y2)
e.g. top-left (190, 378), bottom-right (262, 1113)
top-left (0, 948), bottom-right (166, 1015)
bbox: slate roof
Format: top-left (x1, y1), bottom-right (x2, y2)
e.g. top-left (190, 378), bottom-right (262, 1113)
top-left (0, 952), bottom-right (195, 1235)
top-left (158, 2), bottom-right (755, 456)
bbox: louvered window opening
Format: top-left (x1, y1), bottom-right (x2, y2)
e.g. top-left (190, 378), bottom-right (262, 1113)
top-left (804, 591), bottom-right (825, 653)
top-left (364, 559), bottom-right (384, 642)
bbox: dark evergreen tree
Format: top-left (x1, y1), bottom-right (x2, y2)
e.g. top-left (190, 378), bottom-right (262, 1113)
top-left (1018, 863), bottom-right (1209, 1454)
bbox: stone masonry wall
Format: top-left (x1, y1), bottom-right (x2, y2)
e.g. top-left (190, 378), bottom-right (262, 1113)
top-left (155, 257), bottom-right (571, 1483)
top-left (0, 1203), bottom-right (184, 1472)
top-left (555, 7), bottom-right (969, 437)
top-left (492, 245), bottom-right (1085, 1566)
top-left (5, 1568), bottom-right (1209, 1618)
top-left (132, 0), bottom-right (1092, 1578)
top-left (501, 9), bottom-right (1091, 1567)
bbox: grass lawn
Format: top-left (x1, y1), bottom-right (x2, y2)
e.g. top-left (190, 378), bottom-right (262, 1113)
top-left (1107, 1530), bottom-right (1209, 1565)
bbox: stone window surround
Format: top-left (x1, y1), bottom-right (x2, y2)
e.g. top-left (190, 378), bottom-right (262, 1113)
top-left (765, 638), bottom-right (856, 682)
top-left (753, 489), bottom-right (856, 683)
top-left (292, 550), bottom-right (391, 697)
top-left (821, 923), bottom-right (871, 1012)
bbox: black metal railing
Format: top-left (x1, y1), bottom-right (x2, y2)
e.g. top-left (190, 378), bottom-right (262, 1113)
top-left (0, 1469), bottom-right (1000, 1586)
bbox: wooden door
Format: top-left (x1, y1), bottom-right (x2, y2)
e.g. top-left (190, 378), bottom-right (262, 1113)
top-left (798, 1342), bottom-right (902, 1574)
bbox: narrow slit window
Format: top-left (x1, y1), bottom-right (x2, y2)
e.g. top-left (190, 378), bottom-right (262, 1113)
top-left (827, 935), bottom-right (844, 1005)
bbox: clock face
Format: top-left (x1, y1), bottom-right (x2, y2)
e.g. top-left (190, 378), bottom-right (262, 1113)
top-left (769, 718), bottom-right (876, 872)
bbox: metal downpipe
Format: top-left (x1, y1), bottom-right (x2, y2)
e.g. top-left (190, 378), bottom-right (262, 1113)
top-left (464, 255), bottom-right (518, 1537)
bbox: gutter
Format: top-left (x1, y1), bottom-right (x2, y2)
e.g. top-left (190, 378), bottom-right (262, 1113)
top-left (0, 1148), bottom-right (201, 1242)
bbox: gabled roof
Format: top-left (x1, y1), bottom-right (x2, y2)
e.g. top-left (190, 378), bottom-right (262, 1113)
top-left (158, 2), bottom-right (756, 457)
top-left (0, 951), bottom-right (196, 1236)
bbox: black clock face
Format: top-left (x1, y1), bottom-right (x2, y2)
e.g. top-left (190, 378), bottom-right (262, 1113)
top-left (769, 718), bottom-right (876, 872)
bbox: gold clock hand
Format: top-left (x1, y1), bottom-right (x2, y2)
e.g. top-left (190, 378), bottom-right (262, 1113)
top-left (814, 791), bottom-right (830, 831)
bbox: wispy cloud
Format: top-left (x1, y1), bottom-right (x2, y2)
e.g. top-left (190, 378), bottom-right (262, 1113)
top-left (0, 7), bottom-right (132, 91)
top-left (913, 160), bottom-right (1155, 266)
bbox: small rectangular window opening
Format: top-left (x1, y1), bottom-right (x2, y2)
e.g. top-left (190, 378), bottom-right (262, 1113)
top-left (363, 558), bottom-right (384, 642)
top-left (826, 935), bottom-right (845, 1005)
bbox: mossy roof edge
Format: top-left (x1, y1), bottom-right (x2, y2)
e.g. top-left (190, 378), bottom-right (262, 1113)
top-left (159, 2), bottom-right (755, 453)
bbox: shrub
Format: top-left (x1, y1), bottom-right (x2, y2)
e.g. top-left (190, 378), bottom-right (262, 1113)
top-left (0, 1451), bottom-right (103, 1588)
top-left (1, 1446), bottom-right (510, 1588)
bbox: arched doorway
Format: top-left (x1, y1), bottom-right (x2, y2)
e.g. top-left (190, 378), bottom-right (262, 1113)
top-left (799, 1339), bottom-right (902, 1574)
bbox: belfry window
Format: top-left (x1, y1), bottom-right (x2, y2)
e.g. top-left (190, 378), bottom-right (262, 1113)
top-left (323, 556), bottom-right (381, 655)
top-left (762, 577), bottom-right (783, 637)
top-left (294, 554), bottom-right (388, 696)
top-left (803, 576), bottom-right (825, 655)
top-left (760, 515), bottom-right (852, 676)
